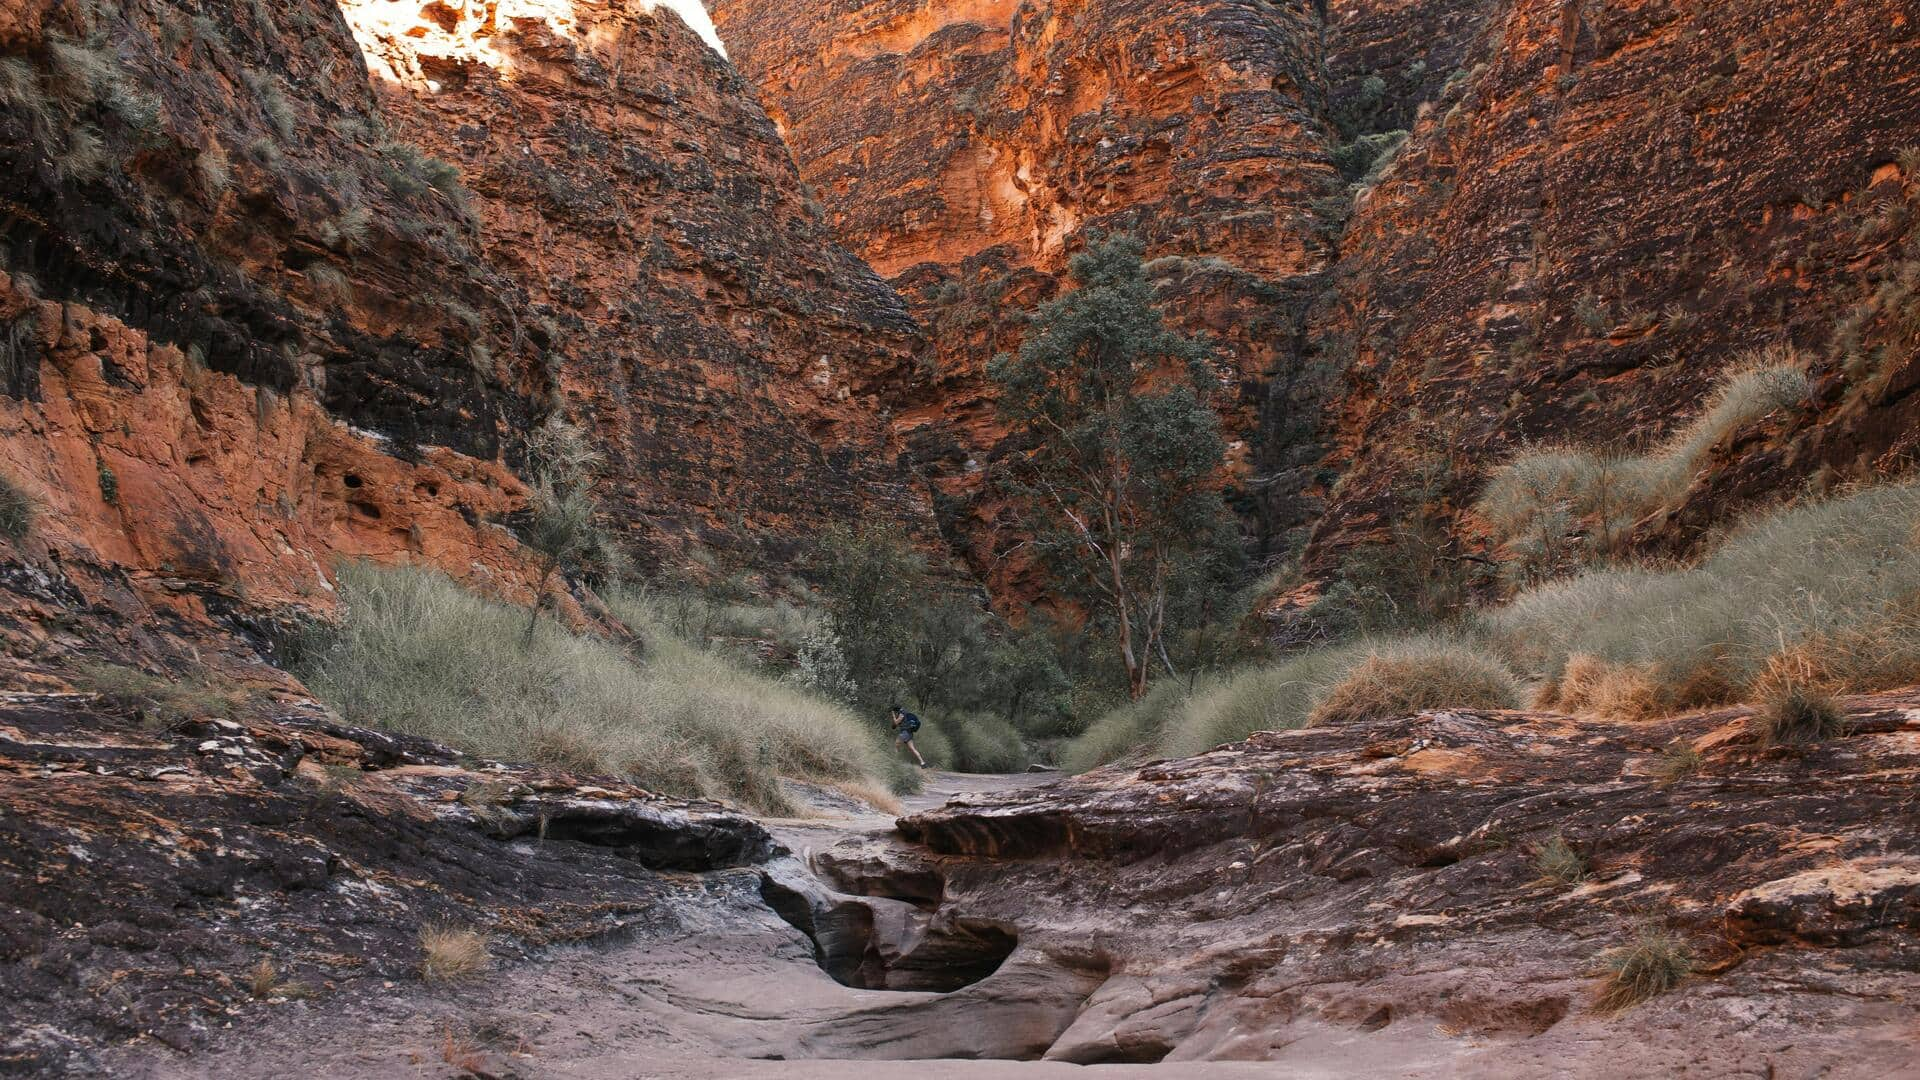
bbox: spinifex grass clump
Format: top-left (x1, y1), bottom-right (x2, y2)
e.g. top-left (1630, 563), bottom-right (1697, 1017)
top-left (294, 562), bottom-right (894, 814)
top-left (1754, 684), bottom-right (1849, 746)
top-left (1530, 835), bottom-right (1588, 886)
top-left (418, 924), bottom-right (489, 983)
top-left (1483, 480), bottom-right (1920, 721)
top-left (1594, 928), bottom-right (1693, 1012)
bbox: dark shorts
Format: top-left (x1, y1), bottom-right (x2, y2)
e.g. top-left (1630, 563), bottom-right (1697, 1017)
top-left (895, 728), bottom-right (916, 744)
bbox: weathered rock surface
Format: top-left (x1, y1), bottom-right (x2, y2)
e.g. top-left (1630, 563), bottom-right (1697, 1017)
top-left (1302, 0), bottom-right (1920, 573)
top-left (343, 0), bottom-right (941, 565)
top-left (0, 688), bottom-right (779, 1073)
top-left (713, 0), bottom-right (1343, 588)
top-left (877, 696), bottom-right (1920, 1071)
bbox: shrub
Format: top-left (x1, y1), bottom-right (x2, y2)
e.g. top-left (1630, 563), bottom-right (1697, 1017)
top-left (1754, 684), bottom-right (1848, 746)
top-left (1071, 632), bottom-right (1522, 767)
top-left (1484, 481), bottom-right (1920, 720)
top-left (1594, 928), bottom-right (1692, 1012)
top-left (419, 924), bottom-right (489, 982)
top-left (1063, 677), bottom-right (1204, 771)
top-left (70, 662), bottom-right (246, 727)
top-left (1308, 634), bottom-right (1523, 726)
top-left (1530, 834), bottom-right (1587, 886)
top-left (0, 475), bottom-right (32, 542)
top-left (294, 563), bottom-right (891, 813)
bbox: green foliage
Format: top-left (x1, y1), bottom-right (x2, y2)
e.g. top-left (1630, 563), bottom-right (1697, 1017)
top-left (989, 233), bottom-right (1242, 699)
top-left (0, 474), bottom-right (32, 542)
top-left (1331, 129), bottom-right (1408, 185)
top-left (294, 563), bottom-right (891, 813)
top-left (1651, 740), bottom-right (1703, 784)
top-left (515, 418), bottom-right (621, 641)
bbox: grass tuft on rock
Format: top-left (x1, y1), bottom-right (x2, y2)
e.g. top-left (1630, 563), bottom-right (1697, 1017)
top-left (1754, 684), bottom-right (1848, 746)
top-left (1530, 834), bottom-right (1588, 886)
top-left (294, 562), bottom-right (894, 813)
top-left (419, 924), bottom-right (489, 983)
top-left (0, 474), bottom-right (32, 542)
top-left (1594, 928), bottom-right (1692, 1012)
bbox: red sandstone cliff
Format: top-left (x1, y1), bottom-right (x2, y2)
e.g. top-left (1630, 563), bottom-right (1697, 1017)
top-left (0, 0), bottom-right (938, 677)
top-left (712, 0), bottom-right (1343, 593)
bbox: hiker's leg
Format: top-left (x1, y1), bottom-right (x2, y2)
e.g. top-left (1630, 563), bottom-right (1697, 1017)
top-left (909, 739), bottom-right (926, 767)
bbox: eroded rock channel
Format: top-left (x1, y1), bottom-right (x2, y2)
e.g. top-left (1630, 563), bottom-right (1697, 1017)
top-left (10, 694), bottom-right (1920, 1077)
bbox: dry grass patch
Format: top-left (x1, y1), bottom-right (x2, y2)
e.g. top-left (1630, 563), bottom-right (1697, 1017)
top-left (295, 563), bottom-right (894, 813)
top-left (1529, 835), bottom-right (1588, 886)
top-left (1594, 928), bottom-right (1692, 1012)
top-left (245, 956), bottom-right (308, 1000)
top-left (1308, 636), bottom-right (1522, 726)
top-left (70, 662), bottom-right (249, 729)
top-left (1650, 740), bottom-right (1703, 784)
top-left (1485, 480), bottom-right (1920, 724)
top-left (419, 924), bottom-right (490, 983)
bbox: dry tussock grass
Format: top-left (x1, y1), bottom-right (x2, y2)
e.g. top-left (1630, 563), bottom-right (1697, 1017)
top-left (1309, 638), bottom-right (1522, 726)
top-left (419, 924), bottom-right (490, 983)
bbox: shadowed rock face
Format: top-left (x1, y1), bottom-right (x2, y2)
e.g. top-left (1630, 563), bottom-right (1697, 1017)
top-left (0, 0), bottom-right (941, 665)
top-left (343, 0), bottom-right (942, 567)
top-left (884, 696), bottom-right (1920, 1069)
top-left (1301, 0), bottom-right (1920, 574)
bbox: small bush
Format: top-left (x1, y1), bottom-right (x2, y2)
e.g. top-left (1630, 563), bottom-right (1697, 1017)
top-left (70, 662), bottom-right (246, 727)
top-left (1530, 834), bottom-right (1587, 886)
top-left (1754, 684), bottom-right (1848, 746)
top-left (939, 711), bottom-right (1028, 773)
top-left (246, 956), bottom-right (307, 999)
top-left (419, 924), bottom-right (489, 982)
top-left (1307, 634), bottom-right (1522, 726)
top-left (0, 475), bottom-right (32, 541)
top-left (1594, 928), bottom-right (1692, 1012)
top-left (1063, 677), bottom-right (1204, 771)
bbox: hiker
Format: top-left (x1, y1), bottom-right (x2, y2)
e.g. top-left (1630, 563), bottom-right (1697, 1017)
top-left (889, 704), bottom-right (928, 768)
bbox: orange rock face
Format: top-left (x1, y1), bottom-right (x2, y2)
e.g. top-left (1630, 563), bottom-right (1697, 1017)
top-left (341, 0), bottom-right (939, 562)
top-left (713, 0), bottom-right (1343, 592)
top-left (1300, 0), bottom-right (1920, 575)
top-left (0, 0), bottom-right (938, 671)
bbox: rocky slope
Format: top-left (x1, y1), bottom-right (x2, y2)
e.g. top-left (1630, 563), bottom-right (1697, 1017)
top-left (1301, 0), bottom-right (1920, 576)
top-left (712, 0), bottom-right (1344, 589)
top-left (878, 695), bottom-right (1920, 1071)
top-left (0, 687), bottom-right (780, 1073)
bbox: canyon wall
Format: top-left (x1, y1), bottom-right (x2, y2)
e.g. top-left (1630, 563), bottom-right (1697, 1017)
top-left (712, 0), bottom-right (1344, 592)
top-left (717, 0), bottom-right (1920, 615)
top-left (0, 0), bottom-right (938, 676)
top-left (1303, 0), bottom-right (1920, 578)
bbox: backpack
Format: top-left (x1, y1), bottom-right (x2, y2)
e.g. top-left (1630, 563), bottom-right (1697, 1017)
top-left (902, 711), bottom-right (921, 733)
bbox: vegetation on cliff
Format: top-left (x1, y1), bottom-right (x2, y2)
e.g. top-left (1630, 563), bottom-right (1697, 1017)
top-left (1068, 479), bottom-right (1920, 767)
top-left (293, 562), bottom-right (897, 814)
